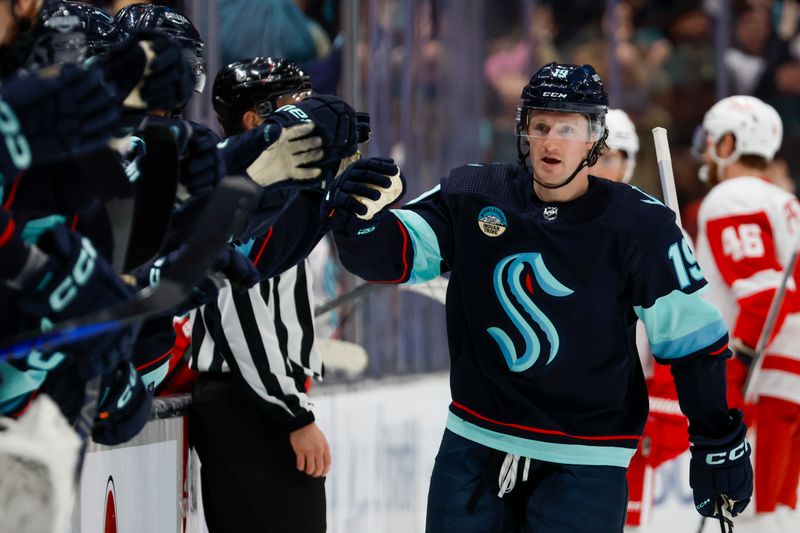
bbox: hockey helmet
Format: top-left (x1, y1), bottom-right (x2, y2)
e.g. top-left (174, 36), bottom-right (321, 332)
top-left (517, 63), bottom-right (608, 135)
top-left (516, 62), bottom-right (609, 187)
top-left (114, 3), bottom-right (206, 93)
top-left (212, 56), bottom-right (312, 136)
top-left (27, 1), bottom-right (127, 67)
top-left (604, 108), bottom-right (639, 183)
top-left (694, 95), bottom-right (782, 163)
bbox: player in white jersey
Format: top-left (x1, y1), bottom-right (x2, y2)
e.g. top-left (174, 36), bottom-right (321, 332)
top-left (693, 95), bottom-right (800, 530)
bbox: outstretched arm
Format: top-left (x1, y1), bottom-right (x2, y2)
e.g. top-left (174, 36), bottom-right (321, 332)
top-left (331, 162), bottom-right (453, 284)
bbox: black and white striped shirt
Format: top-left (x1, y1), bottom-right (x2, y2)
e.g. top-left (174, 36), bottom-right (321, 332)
top-left (189, 260), bottom-right (322, 426)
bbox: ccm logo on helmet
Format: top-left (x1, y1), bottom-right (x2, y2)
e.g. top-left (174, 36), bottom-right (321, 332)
top-left (705, 439), bottom-right (749, 465)
top-left (542, 92), bottom-right (568, 98)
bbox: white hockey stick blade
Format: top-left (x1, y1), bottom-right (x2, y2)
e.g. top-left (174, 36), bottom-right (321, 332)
top-left (652, 127), bottom-right (683, 228)
top-left (399, 276), bottom-right (449, 305)
top-left (0, 395), bottom-right (81, 533)
top-left (316, 338), bottom-right (368, 375)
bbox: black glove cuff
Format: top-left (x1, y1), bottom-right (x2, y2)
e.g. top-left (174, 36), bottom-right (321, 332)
top-left (690, 409), bottom-right (746, 449)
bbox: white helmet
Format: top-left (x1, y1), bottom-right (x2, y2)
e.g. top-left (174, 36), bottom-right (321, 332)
top-left (605, 108), bottom-right (639, 183)
top-left (701, 95), bottom-right (783, 163)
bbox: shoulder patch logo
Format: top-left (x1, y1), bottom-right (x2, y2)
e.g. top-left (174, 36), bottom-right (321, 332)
top-left (478, 206), bottom-right (507, 237)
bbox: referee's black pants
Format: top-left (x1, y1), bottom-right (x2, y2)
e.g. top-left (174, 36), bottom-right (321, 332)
top-left (190, 375), bottom-right (326, 533)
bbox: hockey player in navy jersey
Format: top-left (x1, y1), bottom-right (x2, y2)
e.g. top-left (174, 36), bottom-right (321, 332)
top-left (328, 62), bottom-right (753, 532)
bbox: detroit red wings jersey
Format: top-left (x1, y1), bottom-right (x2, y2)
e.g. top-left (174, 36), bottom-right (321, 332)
top-left (696, 175), bottom-right (800, 404)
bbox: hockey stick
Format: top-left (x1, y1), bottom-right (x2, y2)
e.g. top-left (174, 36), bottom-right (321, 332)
top-left (652, 127), bottom-right (683, 225)
top-left (314, 276), bottom-right (450, 317)
top-left (655, 128), bottom-right (736, 533)
top-left (742, 230), bottom-right (800, 403)
top-left (0, 175), bottom-right (261, 360)
top-left (316, 338), bottom-right (369, 375)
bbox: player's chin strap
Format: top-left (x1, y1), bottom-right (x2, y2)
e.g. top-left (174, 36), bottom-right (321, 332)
top-left (517, 129), bottom-right (608, 190)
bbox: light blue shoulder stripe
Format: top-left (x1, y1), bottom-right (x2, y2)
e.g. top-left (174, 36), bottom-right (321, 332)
top-left (391, 209), bottom-right (442, 284)
top-left (446, 413), bottom-right (636, 467)
top-left (0, 362), bottom-right (46, 404)
top-left (649, 319), bottom-right (728, 359)
top-left (406, 184), bottom-right (441, 205)
top-left (635, 286), bottom-right (728, 359)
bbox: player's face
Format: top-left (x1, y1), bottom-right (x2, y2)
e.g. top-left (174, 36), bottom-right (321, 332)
top-left (527, 111), bottom-right (594, 186)
top-left (593, 148), bottom-right (628, 182)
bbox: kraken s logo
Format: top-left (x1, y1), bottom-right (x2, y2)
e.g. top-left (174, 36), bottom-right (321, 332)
top-left (487, 253), bottom-right (573, 372)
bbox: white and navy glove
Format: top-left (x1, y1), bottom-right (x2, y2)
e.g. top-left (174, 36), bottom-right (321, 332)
top-left (322, 157), bottom-right (406, 230)
top-left (689, 409), bottom-right (753, 525)
top-left (245, 106), bottom-right (324, 187)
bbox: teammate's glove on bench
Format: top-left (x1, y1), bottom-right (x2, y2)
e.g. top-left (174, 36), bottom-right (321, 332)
top-left (14, 225), bottom-right (137, 378)
top-left (689, 408), bottom-right (753, 518)
top-left (1, 64), bottom-right (119, 166)
top-left (322, 157), bottom-right (406, 231)
top-left (99, 32), bottom-right (194, 112)
top-left (93, 361), bottom-right (152, 445)
top-left (179, 122), bottom-right (225, 196)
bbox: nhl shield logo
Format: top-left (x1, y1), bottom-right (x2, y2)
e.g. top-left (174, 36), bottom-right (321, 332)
top-left (478, 206), bottom-right (507, 237)
top-left (543, 206), bottom-right (558, 221)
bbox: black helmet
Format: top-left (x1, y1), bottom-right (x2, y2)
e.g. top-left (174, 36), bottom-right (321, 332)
top-left (212, 57), bottom-right (312, 136)
top-left (25, 1), bottom-right (127, 69)
top-left (114, 3), bottom-right (206, 93)
top-left (518, 62), bottom-right (609, 121)
top-left (516, 62), bottom-right (609, 187)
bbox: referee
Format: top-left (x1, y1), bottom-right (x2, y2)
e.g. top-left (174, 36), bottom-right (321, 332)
top-left (189, 58), bottom-right (329, 533)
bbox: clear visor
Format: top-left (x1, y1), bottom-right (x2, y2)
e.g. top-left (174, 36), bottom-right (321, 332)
top-left (690, 125), bottom-right (708, 161)
top-left (519, 112), bottom-right (604, 143)
top-left (26, 32), bottom-right (88, 69)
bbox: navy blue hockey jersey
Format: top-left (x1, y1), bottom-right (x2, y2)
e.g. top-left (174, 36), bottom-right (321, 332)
top-left (334, 163), bottom-right (731, 467)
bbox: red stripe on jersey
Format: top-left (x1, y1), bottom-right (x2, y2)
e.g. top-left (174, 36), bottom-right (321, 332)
top-left (451, 401), bottom-right (642, 442)
top-left (251, 227), bottom-right (273, 267)
top-left (0, 215), bottom-right (15, 247)
top-left (3, 176), bottom-right (21, 209)
top-left (373, 217), bottom-right (411, 284)
top-left (705, 212), bottom-right (790, 347)
top-left (734, 290), bottom-right (789, 349)
top-left (761, 355), bottom-right (800, 376)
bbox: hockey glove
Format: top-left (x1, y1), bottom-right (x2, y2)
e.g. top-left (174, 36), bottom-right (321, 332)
top-left (293, 95), bottom-right (359, 165)
top-left (1, 63), bottom-right (119, 165)
top-left (179, 122), bottom-right (225, 196)
top-left (0, 209), bottom-right (31, 283)
top-left (93, 361), bottom-right (152, 445)
top-left (100, 32), bottom-right (194, 112)
top-left (14, 225), bottom-right (137, 378)
top-left (356, 112), bottom-right (371, 143)
top-left (689, 409), bottom-right (753, 519)
top-left (322, 157), bottom-right (405, 231)
top-left (245, 121), bottom-right (324, 186)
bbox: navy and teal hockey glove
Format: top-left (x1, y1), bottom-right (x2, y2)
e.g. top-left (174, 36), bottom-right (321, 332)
top-left (292, 95), bottom-right (359, 166)
top-left (1, 63), bottom-right (119, 166)
top-left (322, 157), bottom-right (405, 231)
top-left (92, 361), bottom-right (153, 445)
top-left (100, 32), bottom-right (194, 112)
top-left (179, 122), bottom-right (225, 196)
top-left (0, 208), bottom-right (31, 282)
top-left (14, 225), bottom-right (137, 378)
top-left (689, 409), bottom-right (753, 519)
